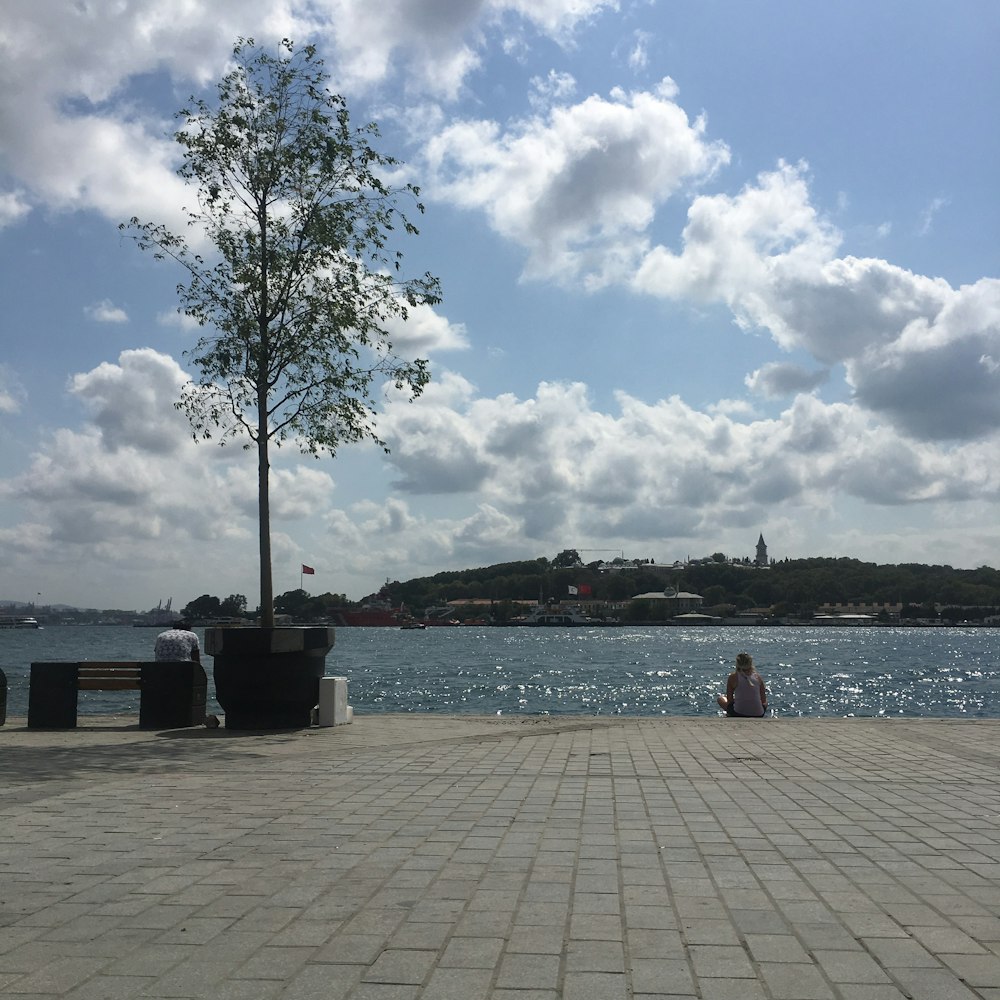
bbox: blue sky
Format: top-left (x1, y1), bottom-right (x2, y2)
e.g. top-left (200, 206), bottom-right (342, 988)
top-left (1, 1), bottom-right (998, 610)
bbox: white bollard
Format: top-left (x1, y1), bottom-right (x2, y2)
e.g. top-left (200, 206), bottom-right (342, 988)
top-left (317, 676), bottom-right (352, 726)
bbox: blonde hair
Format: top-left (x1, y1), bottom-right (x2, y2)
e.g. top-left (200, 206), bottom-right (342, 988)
top-left (735, 652), bottom-right (754, 673)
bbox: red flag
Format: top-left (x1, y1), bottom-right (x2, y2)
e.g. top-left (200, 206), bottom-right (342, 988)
top-left (578, 583), bottom-right (592, 596)
top-left (301, 564), bottom-right (315, 575)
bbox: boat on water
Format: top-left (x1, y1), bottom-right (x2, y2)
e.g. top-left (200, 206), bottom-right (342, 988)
top-left (516, 605), bottom-right (595, 626)
top-left (0, 616), bottom-right (41, 629)
top-left (420, 606), bottom-right (462, 627)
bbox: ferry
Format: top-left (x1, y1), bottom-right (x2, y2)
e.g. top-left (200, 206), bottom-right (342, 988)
top-left (0, 616), bottom-right (41, 629)
top-left (516, 605), bottom-right (594, 626)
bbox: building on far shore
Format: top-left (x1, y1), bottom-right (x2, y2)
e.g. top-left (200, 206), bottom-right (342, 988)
top-left (631, 588), bottom-right (704, 614)
top-left (755, 533), bottom-right (768, 567)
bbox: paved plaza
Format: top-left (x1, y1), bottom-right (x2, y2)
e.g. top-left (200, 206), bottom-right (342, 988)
top-left (2, 713), bottom-right (1000, 999)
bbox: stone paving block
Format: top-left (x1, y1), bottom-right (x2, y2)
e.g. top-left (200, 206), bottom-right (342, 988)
top-left (679, 918), bottom-right (740, 945)
top-left (892, 968), bottom-right (983, 1000)
top-left (687, 945), bottom-right (756, 979)
top-left (568, 912), bottom-right (624, 940)
top-left (3, 957), bottom-right (107, 995)
top-left (812, 948), bottom-right (890, 984)
top-left (61, 974), bottom-right (159, 1000)
top-left (506, 925), bottom-right (565, 955)
top-left (861, 935), bottom-right (942, 968)
top-left (939, 952), bottom-right (1000, 986)
top-left (422, 967), bottom-right (493, 1000)
top-left (757, 960), bottom-right (836, 998)
top-left (629, 957), bottom-right (696, 995)
top-left (697, 979), bottom-right (769, 1000)
top-left (494, 952), bottom-right (561, 990)
top-left (314, 933), bottom-right (389, 964)
top-left (439, 936), bottom-right (504, 969)
top-left (362, 949), bottom-right (437, 985)
top-left (562, 970), bottom-right (629, 999)
top-left (910, 926), bottom-right (990, 954)
top-left (565, 938), bottom-right (624, 972)
top-left (744, 932), bottom-right (811, 963)
top-left (623, 904), bottom-right (676, 929)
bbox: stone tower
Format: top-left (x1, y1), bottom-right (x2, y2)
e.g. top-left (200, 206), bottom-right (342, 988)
top-left (755, 533), bottom-right (768, 567)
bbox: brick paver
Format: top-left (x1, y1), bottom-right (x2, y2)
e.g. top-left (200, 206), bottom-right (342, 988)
top-left (2, 714), bottom-right (999, 998)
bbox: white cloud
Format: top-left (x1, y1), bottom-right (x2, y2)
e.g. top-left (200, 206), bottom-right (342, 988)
top-left (746, 362), bottom-right (828, 398)
top-left (0, 365), bottom-right (26, 414)
top-left (528, 70), bottom-right (577, 111)
top-left (632, 162), bottom-right (1000, 443)
top-left (918, 196), bottom-right (949, 236)
top-left (384, 302), bottom-right (470, 354)
top-left (0, 189), bottom-right (30, 228)
top-left (425, 79), bottom-right (729, 285)
top-left (627, 30), bottom-right (650, 71)
top-left (5, 352), bottom-right (1000, 606)
top-left (84, 299), bottom-right (129, 323)
top-left (68, 349), bottom-right (191, 455)
top-left (497, 0), bottom-right (619, 39)
top-left (376, 375), bottom-right (1000, 546)
top-left (157, 310), bottom-right (202, 332)
top-left (1, 1), bottom-right (619, 230)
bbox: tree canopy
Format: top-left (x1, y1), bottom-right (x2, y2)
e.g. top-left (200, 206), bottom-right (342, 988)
top-left (123, 38), bottom-right (440, 626)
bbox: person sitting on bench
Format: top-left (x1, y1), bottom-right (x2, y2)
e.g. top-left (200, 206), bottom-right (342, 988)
top-left (155, 620), bottom-right (201, 663)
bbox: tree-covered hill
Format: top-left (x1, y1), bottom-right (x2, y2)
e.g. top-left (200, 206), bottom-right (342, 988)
top-left (182, 552), bottom-right (1000, 623)
top-left (385, 553), bottom-right (1000, 617)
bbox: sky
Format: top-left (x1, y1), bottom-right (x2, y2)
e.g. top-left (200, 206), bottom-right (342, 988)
top-left (1, 1), bottom-right (999, 611)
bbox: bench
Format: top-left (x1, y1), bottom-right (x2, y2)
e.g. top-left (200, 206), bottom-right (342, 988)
top-left (28, 660), bottom-right (207, 729)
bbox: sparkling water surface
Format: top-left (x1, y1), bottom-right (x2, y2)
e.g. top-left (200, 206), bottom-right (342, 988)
top-left (1, 624), bottom-right (998, 719)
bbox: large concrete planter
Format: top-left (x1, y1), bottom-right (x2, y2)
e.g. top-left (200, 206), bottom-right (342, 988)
top-left (205, 626), bottom-right (335, 729)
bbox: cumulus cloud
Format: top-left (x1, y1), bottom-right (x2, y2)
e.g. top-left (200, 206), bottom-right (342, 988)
top-left (383, 302), bottom-right (470, 354)
top-left (0, 189), bottom-right (30, 228)
top-left (746, 362), bottom-right (828, 398)
top-left (5, 352), bottom-right (1000, 605)
top-left (68, 349), bottom-right (191, 455)
top-left (0, 365), bottom-right (27, 414)
top-left (0, 348), bottom-right (345, 597)
top-left (157, 310), bottom-right (202, 332)
top-left (425, 78), bottom-right (729, 285)
top-left (84, 299), bottom-right (129, 323)
top-left (630, 161), bottom-right (1000, 443)
top-left (1, 1), bottom-right (616, 229)
top-left (375, 375), bottom-right (1000, 554)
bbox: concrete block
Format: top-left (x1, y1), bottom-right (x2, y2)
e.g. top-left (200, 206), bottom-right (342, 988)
top-left (318, 675), bottom-right (352, 726)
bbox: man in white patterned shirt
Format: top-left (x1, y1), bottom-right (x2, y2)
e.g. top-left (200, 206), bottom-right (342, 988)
top-left (154, 620), bottom-right (201, 663)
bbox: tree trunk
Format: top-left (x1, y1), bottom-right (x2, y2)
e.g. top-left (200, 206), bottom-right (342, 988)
top-left (258, 427), bottom-right (274, 628)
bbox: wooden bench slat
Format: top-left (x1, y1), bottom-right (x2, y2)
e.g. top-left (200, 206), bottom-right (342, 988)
top-left (78, 678), bottom-right (141, 690)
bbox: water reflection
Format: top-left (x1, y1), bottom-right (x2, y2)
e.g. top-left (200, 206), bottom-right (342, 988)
top-left (2, 624), bottom-right (998, 718)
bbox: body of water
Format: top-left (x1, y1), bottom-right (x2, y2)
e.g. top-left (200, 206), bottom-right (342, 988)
top-left (1, 624), bottom-right (998, 720)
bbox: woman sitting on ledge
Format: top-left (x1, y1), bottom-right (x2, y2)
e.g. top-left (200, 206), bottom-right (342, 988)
top-left (717, 652), bottom-right (768, 717)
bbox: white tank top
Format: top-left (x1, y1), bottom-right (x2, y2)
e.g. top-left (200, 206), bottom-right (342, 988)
top-left (733, 671), bottom-right (764, 716)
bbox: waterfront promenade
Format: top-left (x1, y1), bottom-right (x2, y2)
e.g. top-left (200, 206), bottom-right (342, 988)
top-left (2, 714), bottom-right (999, 999)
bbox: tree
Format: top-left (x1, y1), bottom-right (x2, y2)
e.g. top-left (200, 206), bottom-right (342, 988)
top-left (219, 594), bottom-right (248, 617)
top-left (123, 39), bottom-right (440, 627)
top-left (274, 589), bottom-right (312, 616)
top-left (182, 594), bottom-right (222, 620)
top-left (552, 549), bottom-right (581, 568)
